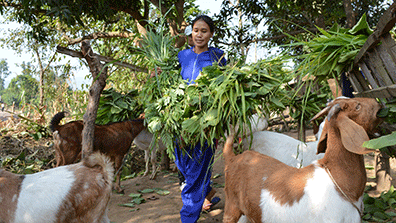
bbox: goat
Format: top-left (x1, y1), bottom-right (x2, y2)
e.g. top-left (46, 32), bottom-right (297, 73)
top-left (241, 121), bottom-right (325, 168)
top-left (133, 129), bottom-right (166, 180)
top-left (223, 97), bottom-right (383, 223)
top-left (0, 152), bottom-right (114, 223)
top-left (235, 113), bottom-right (269, 138)
top-left (49, 111), bottom-right (145, 193)
top-left (237, 122), bottom-right (325, 223)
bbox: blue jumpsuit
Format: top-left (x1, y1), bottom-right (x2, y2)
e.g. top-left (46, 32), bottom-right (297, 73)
top-left (175, 46), bottom-right (226, 222)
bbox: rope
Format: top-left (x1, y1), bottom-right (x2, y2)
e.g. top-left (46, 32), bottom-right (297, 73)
top-left (323, 164), bottom-right (363, 217)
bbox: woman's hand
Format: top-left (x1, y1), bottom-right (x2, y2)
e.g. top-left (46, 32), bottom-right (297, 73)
top-left (150, 67), bottom-right (163, 78)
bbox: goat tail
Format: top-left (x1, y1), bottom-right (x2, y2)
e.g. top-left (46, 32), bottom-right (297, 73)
top-left (83, 152), bottom-right (115, 187)
top-left (223, 127), bottom-right (236, 162)
top-left (49, 111), bottom-right (68, 132)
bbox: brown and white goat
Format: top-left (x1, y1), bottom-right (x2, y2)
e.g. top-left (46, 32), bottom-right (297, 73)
top-left (0, 152), bottom-right (114, 223)
top-left (223, 97), bottom-right (383, 223)
top-left (50, 111), bottom-right (146, 193)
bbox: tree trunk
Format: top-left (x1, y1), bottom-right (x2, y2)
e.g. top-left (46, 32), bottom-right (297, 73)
top-left (39, 71), bottom-right (44, 107)
top-left (34, 47), bottom-right (57, 107)
top-left (34, 47), bottom-right (45, 107)
top-left (80, 40), bottom-right (108, 158)
top-left (375, 149), bottom-right (392, 192)
top-left (343, 0), bottom-right (356, 28)
top-left (375, 123), bottom-right (396, 192)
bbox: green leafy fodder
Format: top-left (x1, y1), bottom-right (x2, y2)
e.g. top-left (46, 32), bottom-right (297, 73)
top-left (134, 9), bottom-right (180, 107)
top-left (96, 88), bottom-right (143, 125)
top-left (287, 13), bottom-right (372, 80)
top-left (144, 58), bottom-right (290, 157)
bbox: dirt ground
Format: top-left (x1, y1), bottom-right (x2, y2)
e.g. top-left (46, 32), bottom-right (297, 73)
top-left (107, 148), bottom-right (226, 223)
top-left (0, 111), bottom-right (395, 223)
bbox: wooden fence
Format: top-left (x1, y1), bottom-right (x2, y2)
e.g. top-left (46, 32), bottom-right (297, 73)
top-left (347, 1), bottom-right (396, 100)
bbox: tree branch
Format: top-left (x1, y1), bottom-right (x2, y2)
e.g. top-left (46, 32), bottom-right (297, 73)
top-left (254, 28), bottom-right (318, 42)
top-left (64, 31), bottom-right (135, 45)
top-left (56, 45), bottom-right (148, 73)
top-left (218, 27), bottom-right (319, 46)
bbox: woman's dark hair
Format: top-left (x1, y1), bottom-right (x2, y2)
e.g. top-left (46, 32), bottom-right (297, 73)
top-left (192, 15), bottom-right (215, 33)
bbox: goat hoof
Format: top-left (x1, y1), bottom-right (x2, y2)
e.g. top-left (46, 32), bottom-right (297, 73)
top-left (149, 171), bottom-right (158, 180)
top-left (113, 187), bottom-right (125, 194)
top-left (116, 189), bottom-right (125, 194)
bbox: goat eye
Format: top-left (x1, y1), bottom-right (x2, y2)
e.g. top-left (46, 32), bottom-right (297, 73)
top-left (356, 104), bottom-right (361, 110)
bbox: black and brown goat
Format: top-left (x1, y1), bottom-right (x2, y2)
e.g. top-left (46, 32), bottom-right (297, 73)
top-left (50, 111), bottom-right (145, 193)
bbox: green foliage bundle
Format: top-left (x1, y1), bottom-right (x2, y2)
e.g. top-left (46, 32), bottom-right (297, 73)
top-left (289, 14), bottom-right (372, 80)
top-left (96, 88), bottom-right (144, 125)
top-left (135, 11), bottom-right (181, 106)
top-left (288, 92), bottom-right (329, 126)
top-left (144, 59), bottom-right (289, 157)
top-left (363, 186), bottom-right (396, 222)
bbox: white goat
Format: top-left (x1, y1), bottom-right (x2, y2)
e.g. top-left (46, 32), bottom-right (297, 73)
top-left (242, 121), bottom-right (325, 168)
top-left (234, 113), bottom-right (269, 138)
top-left (133, 129), bottom-right (166, 180)
top-left (223, 97), bottom-right (383, 223)
top-left (0, 152), bottom-right (114, 223)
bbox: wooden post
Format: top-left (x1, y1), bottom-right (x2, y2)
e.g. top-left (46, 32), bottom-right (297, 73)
top-left (375, 123), bottom-right (396, 192)
top-left (375, 149), bottom-right (392, 192)
top-left (327, 78), bottom-right (343, 98)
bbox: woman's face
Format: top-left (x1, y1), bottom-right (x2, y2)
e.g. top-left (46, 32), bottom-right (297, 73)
top-left (192, 20), bottom-right (213, 50)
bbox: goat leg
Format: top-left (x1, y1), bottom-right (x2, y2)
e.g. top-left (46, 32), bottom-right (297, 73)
top-left (149, 165), bottom-right (160, 180)
top-left (114, 156), bottom-right (124, 194)
top-left (149, 148), bottom-right (158, 180)
top-left (143, 150), bottom-right (150, 177)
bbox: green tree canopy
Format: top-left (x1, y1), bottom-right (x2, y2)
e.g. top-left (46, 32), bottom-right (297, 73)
top-left (0, 58), bottom-right (10, 91)
top-left (213, 0), bottom-right (390, 60)
top-left (0, 0), bottom-right (198, 43)
top-left (2, 62), bottom-right (39, 106)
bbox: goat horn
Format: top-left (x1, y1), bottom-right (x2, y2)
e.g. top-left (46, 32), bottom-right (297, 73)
top-left (310, 105), bottom-right (331, 122)
top-left (327, 104), bottom-right (341, 121)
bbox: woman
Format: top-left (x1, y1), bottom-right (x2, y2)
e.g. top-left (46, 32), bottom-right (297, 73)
top-left (175, 15), bottom-right (226, 223)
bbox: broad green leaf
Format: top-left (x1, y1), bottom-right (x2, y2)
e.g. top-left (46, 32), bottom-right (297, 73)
top-left (118, 203), bottom-right (135, 208)
top-left (348, 13), bottom-right (373, 36)
top-left (363, 132), bottom-right (396, 149)
top-left (138, 188), bottom-right (155, 194)
top-left (131, 198), bottom-right (145, 204)
top-left (128, 193), bottom-right (142, 198)
top-left (156, 189), bottom-right (170, 196)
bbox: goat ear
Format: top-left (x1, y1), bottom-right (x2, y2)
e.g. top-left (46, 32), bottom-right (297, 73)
top-left (316, 120), bottom-right (328, 154)
top-left (337, 114), bottom-right (373, 154)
